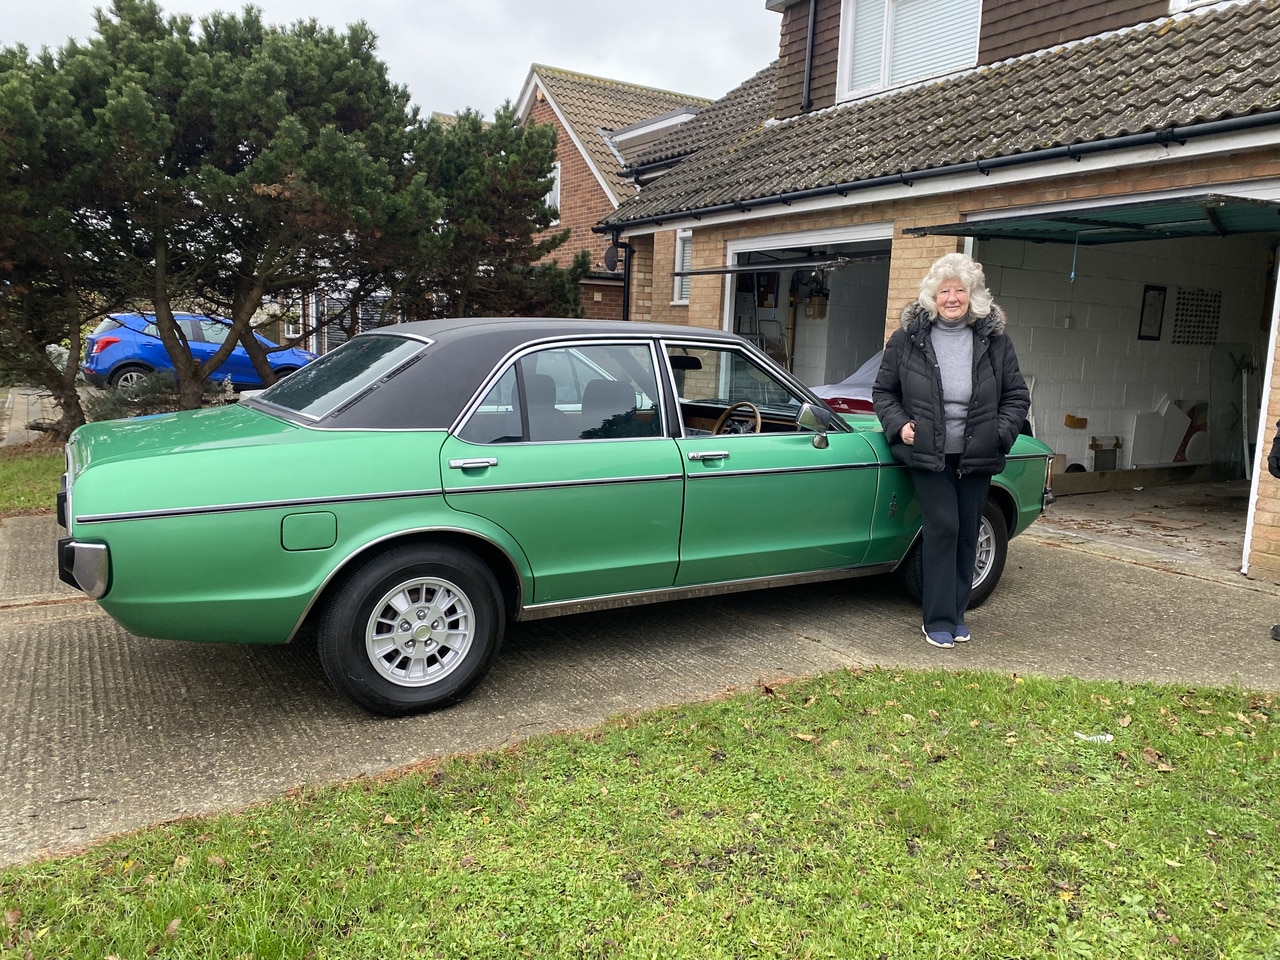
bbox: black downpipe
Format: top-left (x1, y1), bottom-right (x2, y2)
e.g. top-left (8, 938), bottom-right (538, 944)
top-left (597, 110), bottom-right (1280, 233)
top-left (802, 0), bottom-right (817, 112)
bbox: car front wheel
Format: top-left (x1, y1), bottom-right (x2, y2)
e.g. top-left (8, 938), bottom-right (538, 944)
top-left (317, 544), bottom-right (505, 716)
top-left (898, 498), bottom-right (1009, 609)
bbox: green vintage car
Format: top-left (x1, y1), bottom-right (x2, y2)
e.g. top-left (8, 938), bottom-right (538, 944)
top-left (57, 318), bottom-right (1053, 715)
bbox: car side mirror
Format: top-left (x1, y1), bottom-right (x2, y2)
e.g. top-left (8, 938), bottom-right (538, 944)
top-left (797, 403), bottom-right (830, 449)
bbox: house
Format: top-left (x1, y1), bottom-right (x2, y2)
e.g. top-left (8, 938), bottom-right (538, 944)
top-left (516, 65), bottom-right (711, 319)
top-left (600, 0), bottom-right (1280, 581)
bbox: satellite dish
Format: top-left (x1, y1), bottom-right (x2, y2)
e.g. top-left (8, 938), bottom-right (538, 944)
top-left (604, 244), bottom-right (619, 271)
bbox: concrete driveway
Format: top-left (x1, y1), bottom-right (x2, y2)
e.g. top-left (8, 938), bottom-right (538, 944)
top-left (3, 512), bottom-right (1279, 867)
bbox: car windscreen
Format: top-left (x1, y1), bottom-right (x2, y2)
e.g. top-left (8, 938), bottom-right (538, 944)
top-left (251, 334), bottom-right (427, 420)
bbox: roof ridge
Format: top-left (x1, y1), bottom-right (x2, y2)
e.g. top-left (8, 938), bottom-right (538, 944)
top-left (531, 63), bottom-right (712, 104)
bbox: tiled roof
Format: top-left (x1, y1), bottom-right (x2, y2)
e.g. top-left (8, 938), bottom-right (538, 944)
top-left (530, 65), bottom-right (711, 206)
top-left (607, 0), bottom-right (1280, 225)
top-left (628, 62), bottom-right (779, 173)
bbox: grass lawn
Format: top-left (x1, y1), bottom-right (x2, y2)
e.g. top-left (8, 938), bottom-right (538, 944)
top-left (1, 670), bottom-right (1276, 958)
top-left (0, 442), bottom-right (62, 515)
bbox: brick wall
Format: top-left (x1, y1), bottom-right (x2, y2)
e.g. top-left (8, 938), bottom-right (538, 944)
top-left (526, 93), bottom-right (622, 276)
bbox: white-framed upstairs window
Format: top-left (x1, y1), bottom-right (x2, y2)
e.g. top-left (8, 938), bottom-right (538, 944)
top-left (673, 228), bottom-right (693, 305)
top-left (837, 0), bottom-right (981, 102)
top-left (545, 161), bottom-right (561, 226)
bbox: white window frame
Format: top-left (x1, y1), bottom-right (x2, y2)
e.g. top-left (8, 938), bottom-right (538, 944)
top-left (546, 161), bottom-right (561, 226)
top-left (673, 228), bottom-right (693, 305)
top-left (836, 0), bottom-right (982, 103)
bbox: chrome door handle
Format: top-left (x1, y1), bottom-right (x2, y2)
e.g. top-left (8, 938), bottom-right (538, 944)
top-left (449, 457), bottom-right (499, 469)
top-left (688, 450), bottom-right (730, 462)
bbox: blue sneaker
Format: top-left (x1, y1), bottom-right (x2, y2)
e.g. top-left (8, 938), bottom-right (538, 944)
top-left (922, 624), bottom-right (954, 649)
top-left (953, 623), bottom-right (971, 643)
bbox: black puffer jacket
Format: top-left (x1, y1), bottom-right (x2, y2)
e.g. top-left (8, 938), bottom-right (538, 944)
top-left (872, 302), bottom-right (1030, 476)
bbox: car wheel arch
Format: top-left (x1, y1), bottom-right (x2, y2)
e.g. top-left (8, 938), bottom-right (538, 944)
top-left (297, 529), bottom-right (524, 641)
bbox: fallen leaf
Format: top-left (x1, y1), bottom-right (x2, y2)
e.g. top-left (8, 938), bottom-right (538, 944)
top-left (794, 733), bottom-right (817, 742)
top-left (5, 909), bottom-right (21, 928)
top-left (205, 855), bottom-right (226, 869)
top-left (382, 814), bottom-right (398, 825)
top-left (1119, 715), bottom-right (1132, 727)
top-left (165, 919), bottom-right (180, 939)
top-left (1165, 858), bottom-right (1184, 868)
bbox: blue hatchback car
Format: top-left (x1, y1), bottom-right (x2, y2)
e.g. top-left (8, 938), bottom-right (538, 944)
top-left (83, 312), bottom-right (317, 391)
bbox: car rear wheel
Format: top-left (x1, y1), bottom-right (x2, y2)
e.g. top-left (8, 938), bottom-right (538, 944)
top-left (898, 498), bottom-right (1009, 609)
top-left (109, 365), bottom-right (152, 395)
top-left (317, 544), bottom-right (505, 716)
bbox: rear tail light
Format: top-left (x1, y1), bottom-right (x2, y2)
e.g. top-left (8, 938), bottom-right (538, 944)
top-left (90, 337), bottom-right (120, 354)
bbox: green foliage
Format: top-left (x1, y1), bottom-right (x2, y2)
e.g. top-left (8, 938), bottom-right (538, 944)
top-left (1, 0), bottom-right (585, 429)
top-left (2, 671), bottom-right (1277, 957)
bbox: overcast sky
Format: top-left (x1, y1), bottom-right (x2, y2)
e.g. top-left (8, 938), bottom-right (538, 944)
top-left (5, 0), bottom-right (783, 116)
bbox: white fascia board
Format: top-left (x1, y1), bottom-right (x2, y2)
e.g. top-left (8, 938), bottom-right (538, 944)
top-left (612, 127), bottom-right (1280, 238)
top-left (515, 68), bottom-right (541, 121)
top-left (537, 91), bottom-right (623, 210)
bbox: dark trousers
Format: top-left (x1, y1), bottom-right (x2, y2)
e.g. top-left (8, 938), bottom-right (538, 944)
top-left (909, 457), bottom-right (991, 632)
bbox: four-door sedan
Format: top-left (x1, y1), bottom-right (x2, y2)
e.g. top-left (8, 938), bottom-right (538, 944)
top-left (82, 312), bottom-right (317, 391)
top-left (57, 318), bottom-right (1054, 716)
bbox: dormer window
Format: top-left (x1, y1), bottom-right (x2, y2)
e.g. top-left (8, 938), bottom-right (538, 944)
top-left (836, 0), bottom-right (981, 101)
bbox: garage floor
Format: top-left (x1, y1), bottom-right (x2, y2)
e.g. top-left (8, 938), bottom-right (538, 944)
top-left (1036, 478), bottom-right (1250, 572)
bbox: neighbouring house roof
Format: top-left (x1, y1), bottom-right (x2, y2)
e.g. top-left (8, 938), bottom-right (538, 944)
top-left (518, 65), bottom-right (711, 207)
top-left (605, 0), bottom-right (1280, 227)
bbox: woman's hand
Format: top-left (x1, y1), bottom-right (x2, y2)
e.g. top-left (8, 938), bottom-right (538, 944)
top-left (901, 421), bottom-right (916, 445)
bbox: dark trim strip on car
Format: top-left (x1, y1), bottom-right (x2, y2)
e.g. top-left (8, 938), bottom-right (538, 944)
top-left (685, 461), bottom-right (880, 481)
top-left (518, 560), bottom-right (901, 621)
top-left (73, 489), bottom-right (444, 525)
top-left (444, 474), bottom-right (685, 497)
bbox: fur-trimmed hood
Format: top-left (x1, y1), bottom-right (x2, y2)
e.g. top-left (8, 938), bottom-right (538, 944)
top-left (899, 301), bottom-right (1008, 338)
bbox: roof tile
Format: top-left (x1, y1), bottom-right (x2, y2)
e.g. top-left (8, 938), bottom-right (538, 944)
top-left (610, 0), bottom-right (1280, 224)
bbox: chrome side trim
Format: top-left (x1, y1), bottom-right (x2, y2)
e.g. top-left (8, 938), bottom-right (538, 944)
top-left (445, 474), bottom-right (683, 496)
top-left (686, 461), bottom-right (878, 481)
top-left (517, 561), bottom-right (900, 621)
top-left (75, 488), bottom-right (443, 525)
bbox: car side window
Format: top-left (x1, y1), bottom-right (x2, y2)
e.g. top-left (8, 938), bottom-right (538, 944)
top-left (457, 366), bottom-right (523, 444)
top-left (458, 343), bottom-right (662, 444)
top-left (665, 344), bottom-right (804, 435)
top-left (198, 320), bottom-right (230, 345)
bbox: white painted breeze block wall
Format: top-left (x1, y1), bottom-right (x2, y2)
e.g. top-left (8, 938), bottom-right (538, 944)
top-left (976, 234), bottom-right (1273, 470)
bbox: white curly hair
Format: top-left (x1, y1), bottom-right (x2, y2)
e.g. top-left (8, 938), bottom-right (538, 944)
top-left (917, 252), bottom-right (994, 320)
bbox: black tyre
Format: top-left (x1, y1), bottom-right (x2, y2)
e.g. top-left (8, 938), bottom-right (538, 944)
top-left (109, 365), bottom-right (152, 395)
top-left (317, 544), bottom-right (505, 716)
top-left (899, 499), bottom-right (1009, 609)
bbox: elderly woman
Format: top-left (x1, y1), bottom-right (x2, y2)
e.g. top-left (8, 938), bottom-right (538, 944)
top-left (872, 252), bottom-right (1030, 649)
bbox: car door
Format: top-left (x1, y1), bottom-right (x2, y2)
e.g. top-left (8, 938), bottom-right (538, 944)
top-left (441, 341), bottom-right (685, 605)
top-left (195, 318), bottom-right (260, 387)
top-left (664, 342), bottom-right (882, 586)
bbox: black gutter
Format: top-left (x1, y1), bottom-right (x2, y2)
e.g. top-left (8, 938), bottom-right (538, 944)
top-left (593, 110), bottom-right (1280, 234)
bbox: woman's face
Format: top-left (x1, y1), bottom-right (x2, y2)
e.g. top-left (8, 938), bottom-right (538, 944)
top-left (936, 278), bottom-right (969, 321)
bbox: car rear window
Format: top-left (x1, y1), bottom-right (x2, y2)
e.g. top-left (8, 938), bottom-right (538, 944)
top-left (251, 334), bottom-right (427, 420)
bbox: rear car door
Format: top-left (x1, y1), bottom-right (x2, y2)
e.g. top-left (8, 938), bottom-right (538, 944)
top-left (664, 342), bottom-right (882, 586)
top-left (441, 340), bottom-right (685, 605)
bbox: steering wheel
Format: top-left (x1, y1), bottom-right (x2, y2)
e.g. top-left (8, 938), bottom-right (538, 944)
top-left (712, 401), bottom-right (762, 435)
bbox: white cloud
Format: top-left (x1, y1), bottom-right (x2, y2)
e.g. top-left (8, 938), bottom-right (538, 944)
top-left (6, 0), bottom-right (781, 115)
